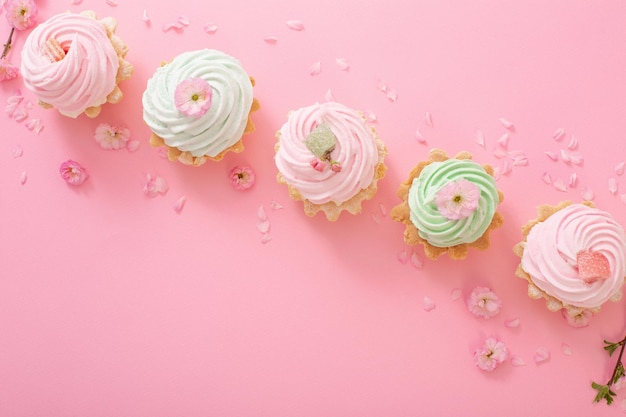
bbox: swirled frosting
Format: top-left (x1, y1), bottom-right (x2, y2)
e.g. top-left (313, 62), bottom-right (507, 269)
top-left (142, 49), bottom-right (254, 158)
top-left (521, 204), bottom-right (626, 308)
top-left (407, 159), bottom-right (499, 247)
top-left (274, 102), bottom-right (382, 205)
top-left (20, 12), bottom-right (119, 118)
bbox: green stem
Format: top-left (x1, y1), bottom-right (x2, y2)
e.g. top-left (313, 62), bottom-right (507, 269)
top-left (607, 334), bottom-right (626, 386)
top-left (2, 27), bottom-right (15, 59)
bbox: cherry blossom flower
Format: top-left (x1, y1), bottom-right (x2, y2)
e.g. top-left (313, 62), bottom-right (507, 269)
top-left (563, 308), bottom-right (593, 328)
top-left (435, 179), bottom-right (480, 220)
top-left (59, 160), bottom-right (88, 185)
top-left (4, 0), bottom-right (38, 30)
top-left (174, 78), bottom-right (212, 118)
top-left (229, 166), bottom-right (255, 191)
top-left (474, 337), bottom-right (508, 372)
top-left (94, 123), bottom-right (131, 150)
top-left (0, 57), bottom-right (18, 81)
top-left (467, 286), bottom-right (502, 319)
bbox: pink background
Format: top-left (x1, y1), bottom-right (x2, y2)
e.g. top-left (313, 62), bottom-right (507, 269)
top-left (2, 0), bottom-right (626, 415)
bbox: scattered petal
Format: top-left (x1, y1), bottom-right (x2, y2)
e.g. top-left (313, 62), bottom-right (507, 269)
top-left (569, 152), bottom-right (584, 166)
top-left (230, 166), bottom-right (255, 190)
top-left (415, 128), bottom-right (426, 144)
top-left (542, 172), bottom-right (552, 185)
top-left (385, 88), bottom-right (397, 102)
top-left (105, 0), bottom-right (118, 6)
top-left (397, 249), bottom-right (408, 265)
top-left (511, 154), bottom-right (528, 166)
top-left (560, 149), bottom-right (571, 164)
top-left (19, 170), bottom-right (27, 185)
top-left (257, 219), bottom-right (270, 234)
top-left (620, 194), bottom-right (626, 205)
top-left (126, 140), bottom-right (140, 152)
top-left (286, 19), bottom-right (305, 31)
top-left (424, 111), bottom-right (433, 127)
top-left (544, 151), bottom-right (559, 162)
top-left (142, 173), bottom-right (168, 197)
top-left (501, 160), bottom-right (512, 176)
top-left (176, 15), bottom-right (190, 26)
top-left (582, 186), bottom-right (595, 201)
top-left (569, 173), bottom-right (578, 188)
top-left (324, 89), bottom-right (335, 102)
top-left (257, 204), bottom-right (267, 221)
top-left (173, 196), bottom-right (186, 213)
top-left (553, 179), bottom-right (567, 192)
top-left (376, 80), bottom-right (388, 92)
top-left (553, 127), bottom-right (566, 141)
top-left (362, 110), bottom-right (377, 123)
top-left (371, 212), bottom-right (382, 224)
top-left (379, 203), bottom-right (387, 217)
top-left (615, 161), bottom-right (625, 176)
top-left (499, 117), bottom-right (514, 130)
top-left (335, 58), bottom-right (350, 71)
top-left (309, 61), bottom-right (321, 76)
top-left (142, 9), bottom-right (150, 23)
top-left (24, 118), bottom-right (42, 133)
top-left (609, 178), bottom-right (618, 195)
top-left (492, 148), bottom-right (508, 159)
top-left (270, 201), bottom-right (283, 210)
top-left (13, 106), bottom-right (28, 122)
top-left (71, 0), bottom-right (83, 4)
top-left (261, 233), bottom-right (272, 244)
top-left (533, 347), bottom-right (550, 364)
top-left (263, 36), bottom-right (278, 44)
top-left (450, 288), bottom-right (462, 301)
top-left (203, 23), bottom-right (218, 34)
top-left (492, 166), bottom-right (502, 181)
top-left (505, 318), bottom-right (520, 328)
top-left (423, 296), bottom-right (436, 312)
top-left (162, 22), bottom-right (184, 32)
top-left (497, 132), bottom-right (510, 148)
top-left (561, 343), bottom-right (573, 356)
top-left (12, 145), bottom-right (23, 158)
top-left (567, 135), bottom-right (578, 150)
top-left (410, 251), bottom-right (423, 270)
top-left (511, 356), bottom-right (526, 367)
top-left (475, 130), bottom-right (485, 147)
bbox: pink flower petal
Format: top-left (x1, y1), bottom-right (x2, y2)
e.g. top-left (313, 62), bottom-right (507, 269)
top-left (475, 130), bottom-right (485, 147)
top-left (497, 132), bottom-right (510, 148)
top-left (385, 88), bottom-right (398, 102)
top-left (157, 147), bottom-right (169, 159)
top-left (177, 16), bottom-right (190, 26)
top-left (286, 19), bottom-right (305, 31)
top-left (492, 166), bottom-right (502, 181)
top-left (620, 194), bottom-right (626, 204)
top-left (376, 80), bottom-right (388, 92)
top-left (415, 128), bottom-right (426, 144)
top-left (173, 196), bottom-right (186, 213)
top-left (397, 249), bottom-right (408, 265)
top-left (569, 173), bottom-right (578, 188)
top-left (71, 0), bottom-right (83, 4)
top-left (142, 10), bottom-right (150, 23)
top-left (162, 22), bottom-right (184, 32)
top-left (492, 148), bottom-right (507, 159)
top-left (505, 318), bottom-right (520, 328)
top-left (257, 219), bottom-right (270, 234)
top-left (379, 203), bottom-right (387, 217)
top-left (261, 233), bottom-right (271, 244)
top-left (13, 106), bottom-right (28, 122)
top-left (370, 212), bottom-right (382, 224)
top-left (542, 172), bottom-right (552, 185)
top-left (544, 151), bottom-right (559, 162)
top-left (153, 176), bottom-right (168, 194)
top-left (263, 36), bottom-right (278, 44)
top-left (13, 145), bottom-right (23, 158)
top-left (553, 127), bottom-right (566, 141)
top-left (309, 61), bottom-right (321, 76)
top-left (553, 179), bottom-right (567, 192)
top-left (501, 160), bottom-right (512, 176)
top-left (126, 140), bottom-right (140, 152)
top-left (19, 170), bottom-right (27, 185)
top-left (410, 252), bottom-right (423, 270)
top-left (615, 161), bottom-right (625, 176)
top-left (203, 23), bottom-right (218, 34)
top-left (512, 155), bottom-right (528, 166)
top-left (570, 152), bottom-right (584, 166)
top-left (511, 356), bottom-right (526, 367)
top-left (271, 201), bottom-right (283, 210)
top-left (609, 178), bottom-right (618, 195)
top-left (24, 118), bottom-right (42, 133)
top-left (257, 204), bottom-right (267, 221)
top-left (363, 110), bottom-right (377, 123)
top-left (560, 149), bottom-right (571, 164)
top-left (450, 288), bottom-right (462, 301)
top-left (499, 117), bottom-right (514, 130)
top-left (424, 111), bottom-right (433, 127)
top-left (561, 343), bottom-right (572, 356)
top-left (335, 58), bottom-right (350, 71)
top-left (325, 89), bottom-right (335, 102)
top-left (533, 347), bottom-right (550, 364)
top-left (423, 296), bottom-right (436, 312)
top-left (105, 0), bottom-right (118, 6)
top-left (567, 135), bottom-right (578, 150)
top-left (582, 186), bottom-right (595, 201)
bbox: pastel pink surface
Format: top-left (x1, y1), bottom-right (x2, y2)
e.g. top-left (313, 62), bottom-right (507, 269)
top-left (2, 1), bottom-right (626, 416)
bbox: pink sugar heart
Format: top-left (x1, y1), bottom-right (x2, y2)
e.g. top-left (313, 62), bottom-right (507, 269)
top-left (576, 249), bottom-right (611, 284)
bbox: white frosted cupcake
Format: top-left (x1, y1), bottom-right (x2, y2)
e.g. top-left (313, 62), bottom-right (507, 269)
top-left (143, 49), bottom-right (260, 166)
top-left (21, 11), bottom-right (133, 118)
top-left (274, 102), bottom-right (387, 221)
top-left (513, 201), bottom-right (626, 323)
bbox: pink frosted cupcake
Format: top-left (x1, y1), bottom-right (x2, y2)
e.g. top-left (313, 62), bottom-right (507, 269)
top-left (513, 201), bottom-right (626, 324)
top-left (20, 11), bottom-right (133, 118)
top-left (274, 102), bottom-right (387, 221)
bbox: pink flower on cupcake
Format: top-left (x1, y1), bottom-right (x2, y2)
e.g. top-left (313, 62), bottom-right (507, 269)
top-left (435, 179), bottom-right (480, 220)
top-left (174, 77), bottom-right (212, 118)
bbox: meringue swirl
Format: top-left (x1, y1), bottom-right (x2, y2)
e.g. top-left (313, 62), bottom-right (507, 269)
top-left (521, 204), bottom-right (626, 308)
top-left (20, 12), bottom-right (119, 118)
top-left (407, 159), bottom-right (499, 247)
top-left (142, 49), bottom-right (254, 158)
top-left (274, 102), bottom-right (382, 205)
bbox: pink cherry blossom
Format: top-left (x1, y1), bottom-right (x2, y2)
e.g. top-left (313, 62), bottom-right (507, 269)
top-left (435, 179), bottom-right (480, 220)
top-left (59, 160), bottom-right (88, 186)
top-left (174, 78), bottom-right (212, 118)
top-left (310, 158), bottom-right (326, 172)
top-left (330, 162), bottom-right (342, 173)
top-left (4, 0), bottom-right (38, 30)
top-left (467, 286), bottom-right (502, 319)
top-left (562, 308), bottom-right (593, 328)
top-left (0, 58), bottom-right (18, 81)
top-left (94, 123), bottom-right (131, 150)
top-left (229, 166), bottom-right (255, 191)
top-left (474, 337), bottom-right (508, 372)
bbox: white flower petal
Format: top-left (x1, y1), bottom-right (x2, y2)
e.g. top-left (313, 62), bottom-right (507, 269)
top-left (567, 135), bottom-right (578, 150)
top-left (261, 233), bottom-right (272, 244)
top-left (415, 128), bottom-right (426, 144)
top-left (173, 196), bottom-right (186, 213)
top-left (561, 343), bottom-right (572, 356)
top-left (20, 170), bottom-right (27, 185)
top-left (397, 249), bottom-right (408, 265)
top-left (544, 151), bottom-right (559, 161)
top-left (423, 296), bottom-right (436, 312)
top-left (257, 204), bottom-right (267, 221)
top-left (542, 172), bottom-right (552, 185)
top-left (410, 251), bottom-right (423, 270)
top-left (450, 288), bottom-right (462, 301)
top-left (335, 58), bottom-right (350, 71)
top-left (257, 219), bottom-right (271, 234)
top-left (385, 88), bottom-right (398, 102)
top-left (497, 132), bottom-right (510, 148)
top-left (363, 110), bottom-right (377, 123)
top-left (582, 186), bottom-right (595, 201)
top-left (126, 140), bottom-right (140, 152)
top-left (568, 173), bottom-right (578, 188)
top-left (324, 89), bottom-right (335, 102)
top-left (286, 19), bottom-right (305, 31)
top-left (553, 179), bottom-right (567, 192)
top-left (13, 145), bottom-right (23, 158)
top-left (533, 347), bottom-right (550, 364)
top-left (424, 111), bottom-right (433, 127)
top-left (553, 127), bottom-right (565, 141)
top-left (177, 15), bottom-right (190, 26)
top-left (309, 61), bottom-right (321, 76)
top-left (475, 130), bottom-right (485, 147)
top-left (499, 117), bottom-right (514, 130)
top-left (271, 201), bottom-right (283, 210)
top-left (142, 10), bottom-right (150, 23)
top-left (609, 178), bottom-right (618, 195)
top-left (203, 23), bottom-right (218, 34)
top-left (511, 356), bottom-right (526, 367)
top-left (505, 318), bottom-right (520, 328)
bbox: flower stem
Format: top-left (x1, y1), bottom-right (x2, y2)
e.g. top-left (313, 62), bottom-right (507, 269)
top-left (2, 27), bottom-right (15, 59)
top-left (607, 334), bottom-right (626, 386)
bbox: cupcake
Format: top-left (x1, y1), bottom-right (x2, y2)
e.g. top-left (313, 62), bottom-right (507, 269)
top-left (274, 101), bottom-right (387, 221)
top-left (20, 11), bottom-right (133, 118)
top-left (390, 149), bottom-right (503, 260)
top-left (513, 201), bottom-right (626, 322)
top-left (142, 49), bottom-right (260, 166)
